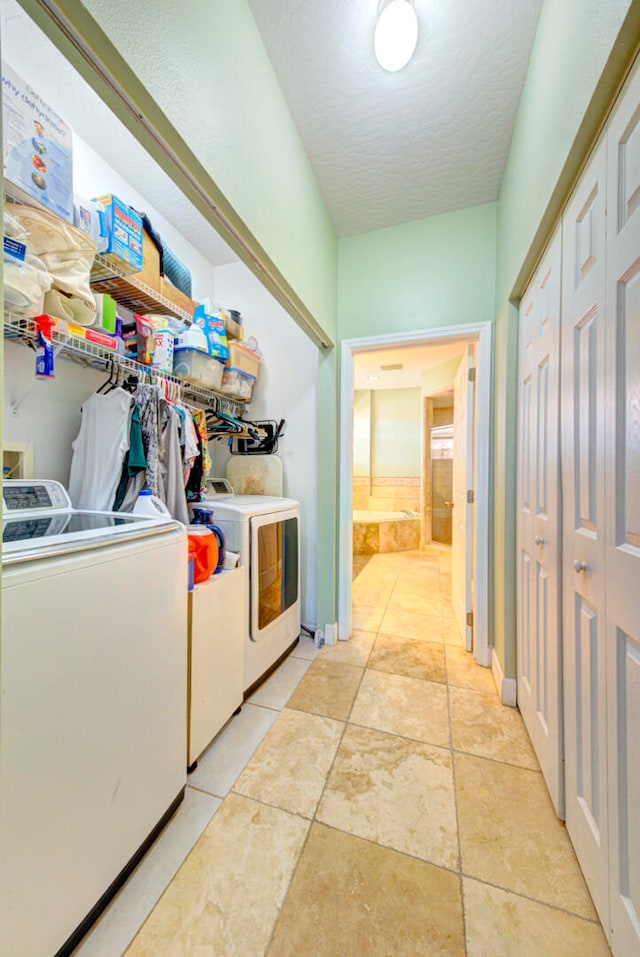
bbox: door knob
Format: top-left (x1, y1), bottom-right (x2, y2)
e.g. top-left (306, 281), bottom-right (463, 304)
top-left (573, 559), bottom-right (588, 573)
top-left (534, 536), bottom-right (545, 545)
top-left (444, 501), bottom-right (453, 508)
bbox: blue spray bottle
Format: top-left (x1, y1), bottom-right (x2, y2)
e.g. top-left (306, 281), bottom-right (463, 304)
top-left (35, 315), bottom-right (55, 378)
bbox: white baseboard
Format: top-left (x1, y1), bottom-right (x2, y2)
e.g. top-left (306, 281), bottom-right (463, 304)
top-left (323, 621), bottom-right (338, 646)
top-left (492, 648), bottom-right (517, 707)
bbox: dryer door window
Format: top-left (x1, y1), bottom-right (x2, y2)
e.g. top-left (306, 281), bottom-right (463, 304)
top-left (253, 514), bottom-right (299, 633)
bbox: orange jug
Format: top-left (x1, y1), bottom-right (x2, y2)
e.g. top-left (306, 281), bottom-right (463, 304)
top-left (187, 526), bottom-right (218, 583)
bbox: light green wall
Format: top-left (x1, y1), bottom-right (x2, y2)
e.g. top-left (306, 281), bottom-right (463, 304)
top-left (78, 0), bottom-right (338, 339)
top-left (338, 203), bottom-right (496, 632)
top-left (13, 0), bottom-right (340, 632)
top-left (421, 357), bottom-right (463, 397)
top-left (353, 391), bottom-right (372, 477)
top-left (65, 0), bottom-right (342, 632)
top-left (338, 203), bottom-right (497, 336)
top-left (353, 387), bottom-right (422, 477)
top-left (371, 389), bottom-right (422, 477)
top-left (493, 0), bottom-right (635, 677)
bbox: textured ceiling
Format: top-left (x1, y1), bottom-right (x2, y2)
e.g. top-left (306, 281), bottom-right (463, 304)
top-left (247, 0), bottom-right (543, 236)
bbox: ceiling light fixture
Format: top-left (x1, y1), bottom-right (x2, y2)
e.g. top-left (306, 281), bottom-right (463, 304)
top-left (368, 375), bottom-right (381, 381)
top-left (374, 0), bottom-right (419, 73)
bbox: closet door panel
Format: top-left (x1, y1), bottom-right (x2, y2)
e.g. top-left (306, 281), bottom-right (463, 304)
top-left (561, 137), bottom-right (610, 928)
top-left (605, 60), bottom-right (640, 953)
top-left (574, 595), bottom-right (601, 830)
top-left (517, 226), bottom-right (563, 816)
top-left (518, 294), bottom-right (536, 713)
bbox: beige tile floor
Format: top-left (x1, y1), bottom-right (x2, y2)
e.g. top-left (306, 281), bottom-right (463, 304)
top-left (77, 548), bottom-right (611, 957)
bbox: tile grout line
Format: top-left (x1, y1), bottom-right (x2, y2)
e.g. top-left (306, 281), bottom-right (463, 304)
top-left (252, 625), bottom-right (376, 957)
top-left (442, 576), bottom-right (469, 957)
top-left (258, 709), bottom-right (353, 957)
top-left (185, 782), bottom-right (227, 801)
top-left (457, 870), bottom-right (604, 925)
top-left (307, 818), bottom-right (464, 879)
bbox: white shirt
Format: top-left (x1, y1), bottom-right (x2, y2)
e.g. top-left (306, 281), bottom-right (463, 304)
top-left (68, 389), bottom-right (132, 510)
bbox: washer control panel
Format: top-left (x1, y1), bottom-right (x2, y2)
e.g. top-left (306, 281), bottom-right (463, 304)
top-left (3, 480), bottom-right (71, 514)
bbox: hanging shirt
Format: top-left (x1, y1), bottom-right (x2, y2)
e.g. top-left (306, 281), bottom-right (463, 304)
top-left (180, 404), bottom-right (200, 484)
top-left (158, 400), bottom-right (190, 525)
top-left (192, 409), bottom-right (211, 483)
top-left (135, 383), bottom-right (162, 496)
top-left (113, 403), bottom-right (147, 511)
top-left (68, 389), bottom-right (132, 510)
top-left (185, 425), bottom-right (204, 502)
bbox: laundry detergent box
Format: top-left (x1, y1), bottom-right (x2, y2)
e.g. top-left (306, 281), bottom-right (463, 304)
top-left (93, 194), bottom-right (144, 273)
top-left (193, 301), bottom-right (229, 362)
top-left (2, 61), bottom-right (74, 221)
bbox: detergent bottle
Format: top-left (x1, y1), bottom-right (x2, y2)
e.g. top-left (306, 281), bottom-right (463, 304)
top-left (133, 489), bottom-right (171, 517)
top-left (186, 526), bottom-right (218, 583)
top-left (199, 508), bottom-right (226, 574)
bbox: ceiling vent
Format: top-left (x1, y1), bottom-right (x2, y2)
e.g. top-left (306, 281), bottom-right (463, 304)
top-left (380, 363), bottom-right (404, 371)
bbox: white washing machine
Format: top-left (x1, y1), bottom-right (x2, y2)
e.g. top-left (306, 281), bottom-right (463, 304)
top-left (197, 485), bottom-right (301, 693)
top-left (0, 480), bottom-right (188, 957)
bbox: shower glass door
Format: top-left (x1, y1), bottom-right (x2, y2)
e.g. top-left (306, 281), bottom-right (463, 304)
top-left (431, 425), bottom-right (454, 546)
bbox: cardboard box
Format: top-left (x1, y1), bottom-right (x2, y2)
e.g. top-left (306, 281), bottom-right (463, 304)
top-left (94, 194), bottom-right (144, 272)
top-left (160, 277), bottom-right (197, 319)
top-left (227, 341), bottom-right (260, 380)
top-left (2, 62), bottom-right (73, 221)
top-left (131, 229), bottom-right (162, 293)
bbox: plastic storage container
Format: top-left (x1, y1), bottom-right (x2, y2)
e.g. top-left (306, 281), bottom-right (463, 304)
top-left (221, 366), bottom-right (255, 400)
top-left (227, 341), bottom-right (260, 380)
top-left (173, 346), bottom-right (224, 389)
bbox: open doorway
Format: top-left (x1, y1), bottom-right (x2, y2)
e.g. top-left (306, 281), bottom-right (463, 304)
top-left (338, 324), bottom-right (492, 668)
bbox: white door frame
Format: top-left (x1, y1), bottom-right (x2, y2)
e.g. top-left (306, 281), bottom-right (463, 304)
top-left (338, 322), bottom-right (493, 668)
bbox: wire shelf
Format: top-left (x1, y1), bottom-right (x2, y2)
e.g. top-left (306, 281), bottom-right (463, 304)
top-left (3, 313), bottom-right (247, 417)
top-left (90, 254), bottom-right (194, 323)
top-left (5, 182), bottom-right (194, 323)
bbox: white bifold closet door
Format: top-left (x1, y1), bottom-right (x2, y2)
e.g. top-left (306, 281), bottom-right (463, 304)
top-left (561, 136), bottom-right (610, 930)
top-left (517, 226), bottom-right (564, 817)
top-left (603, 60), bottom-right (640, 956)
top-left (561, 55), bottom-right (640, 952)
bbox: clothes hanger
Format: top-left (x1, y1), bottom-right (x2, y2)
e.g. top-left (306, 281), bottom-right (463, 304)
top-left (96, 357), bottom-right (116, 393)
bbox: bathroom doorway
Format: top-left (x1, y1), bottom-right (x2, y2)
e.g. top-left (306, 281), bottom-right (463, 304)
top-left (338, 323), bottom-right (492, 668)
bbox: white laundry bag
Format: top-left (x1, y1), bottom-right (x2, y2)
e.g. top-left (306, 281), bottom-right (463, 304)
top-left (7, 202), bottom-right (98, 325)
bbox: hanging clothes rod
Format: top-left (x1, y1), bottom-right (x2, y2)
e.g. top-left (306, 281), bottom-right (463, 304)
top-left (4, 313), bottom-right (248, 419)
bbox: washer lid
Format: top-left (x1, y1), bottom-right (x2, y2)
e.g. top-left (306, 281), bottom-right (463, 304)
top-left (2, 509), bottom-right (179, 562)
top-left (2, 482), bottom-right (180, 562)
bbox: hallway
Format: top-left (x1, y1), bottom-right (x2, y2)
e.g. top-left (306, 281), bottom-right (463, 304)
top-left (87, 551), bottom-right (609, 956)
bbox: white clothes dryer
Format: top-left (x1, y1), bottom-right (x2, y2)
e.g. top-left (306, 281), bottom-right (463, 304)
top-left (196, 485), bottom-right (301, 693)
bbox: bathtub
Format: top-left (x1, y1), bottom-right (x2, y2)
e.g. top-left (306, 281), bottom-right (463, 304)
top-left (352, 510), bottom-right (420, 554)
